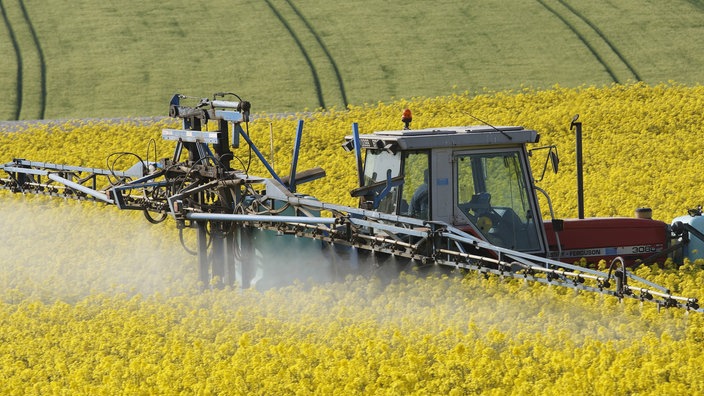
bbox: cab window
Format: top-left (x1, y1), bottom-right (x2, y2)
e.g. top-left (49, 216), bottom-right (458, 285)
top-left (400, 151), bottom-right (430, 220)
top-left (362, 150), bottom-right (429, 219)
top-left (456, 150), bottom-right (540, 251)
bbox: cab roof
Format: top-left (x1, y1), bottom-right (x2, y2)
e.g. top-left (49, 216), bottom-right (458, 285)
top-left (346, 126), bottom-right (540, 151)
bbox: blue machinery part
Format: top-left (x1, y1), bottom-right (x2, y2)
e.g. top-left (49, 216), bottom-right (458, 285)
top-left (353, 122), bottom-right (364, 188)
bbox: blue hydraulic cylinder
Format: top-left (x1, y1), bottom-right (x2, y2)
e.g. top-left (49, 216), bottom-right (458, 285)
top-left (288, 120), bottom-right (304, 193)
top-left (352, 123), bottom-right (364, 188)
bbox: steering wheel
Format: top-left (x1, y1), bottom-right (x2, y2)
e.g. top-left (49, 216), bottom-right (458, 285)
top-left (476, 208), bottom-right (502, 230)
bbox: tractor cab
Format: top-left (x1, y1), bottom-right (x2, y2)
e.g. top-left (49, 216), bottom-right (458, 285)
top-left (346, 125), bottom-right (549, 255)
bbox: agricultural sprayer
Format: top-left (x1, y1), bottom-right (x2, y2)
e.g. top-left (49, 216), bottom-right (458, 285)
top-left (1, 93), bottom-right (703, 312)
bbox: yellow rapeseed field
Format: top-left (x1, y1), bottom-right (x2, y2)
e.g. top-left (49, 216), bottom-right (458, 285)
top-left (1, 83), bottom-right (704, 394)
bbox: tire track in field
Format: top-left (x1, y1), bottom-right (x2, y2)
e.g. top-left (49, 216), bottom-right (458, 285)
top-left (18, 0), bottom-right (46, 119)
top-left (0, 0), bottom-right (23, 120)
top-left (555, 0), bottom-right (640, 81)
top-left (537, 0), bottom-right (639, 84)
top-left (264, 0), bottom-right (348, 109)
top-left (0, 0), bottom-right (46, 120)
top-left (283, 0), bottom-right (348, 108)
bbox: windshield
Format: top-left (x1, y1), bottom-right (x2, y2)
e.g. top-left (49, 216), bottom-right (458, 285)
top-left (363, 150), bottom-right (429, 218)
top-left (363, 150), bottom-right (401, 214)
top-left (456, 150), bottom-right (541, 252)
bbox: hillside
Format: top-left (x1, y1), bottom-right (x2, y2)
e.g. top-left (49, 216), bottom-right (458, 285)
top-left (1, 0), bottom-right (704, 120)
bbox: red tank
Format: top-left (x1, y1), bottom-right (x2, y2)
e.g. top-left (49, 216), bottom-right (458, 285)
top-left (543, 217), bottom-right (669, 267)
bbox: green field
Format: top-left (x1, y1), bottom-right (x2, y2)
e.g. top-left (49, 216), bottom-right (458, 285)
top-left (1, 0), bottom-right (704, 120)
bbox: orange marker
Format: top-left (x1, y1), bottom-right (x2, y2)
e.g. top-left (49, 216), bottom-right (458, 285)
top-left (402, 108), bottom-right (412, 129)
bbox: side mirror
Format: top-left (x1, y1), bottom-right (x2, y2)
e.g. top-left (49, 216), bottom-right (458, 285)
top-left (549, 150), bottom-right (559, 174)
top-left (530, 145), bottom-right (559, 182)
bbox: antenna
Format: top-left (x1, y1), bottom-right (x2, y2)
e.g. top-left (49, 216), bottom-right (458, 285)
top-left (463, 112), bottom-right (512, 140)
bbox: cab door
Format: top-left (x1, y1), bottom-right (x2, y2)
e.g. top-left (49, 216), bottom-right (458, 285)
top-left (453, 148), bottom-right (548, 254)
